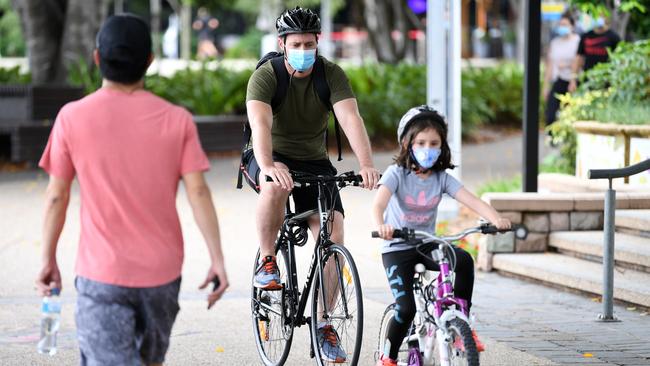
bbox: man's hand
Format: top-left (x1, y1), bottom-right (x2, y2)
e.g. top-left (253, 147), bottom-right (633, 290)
top-left (199, 264), bottom-right (229, 310)
top-left (36, 261), bottom-right (62, 297)
top-left (261, 164), bottom-right (293, 191)
top-left (359, 166), bottom-right (380, 190)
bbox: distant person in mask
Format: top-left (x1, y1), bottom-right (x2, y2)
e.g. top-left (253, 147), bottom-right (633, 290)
top-left (543, 13), bottom-right (580, 126)
top-left (568, 14), bottom-right (620, 92)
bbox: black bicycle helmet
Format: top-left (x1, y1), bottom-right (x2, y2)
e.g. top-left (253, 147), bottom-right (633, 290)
top-left (276, 6), bottom-right (321, 36)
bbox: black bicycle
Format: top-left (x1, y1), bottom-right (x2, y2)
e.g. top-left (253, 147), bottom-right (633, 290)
top-left (251, 171), bottom-right (365, 366)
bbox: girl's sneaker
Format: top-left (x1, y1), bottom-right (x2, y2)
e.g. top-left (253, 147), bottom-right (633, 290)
top-left (472, 330), bottom-right (485, 352)
top-left (375, 354), bottom-right (397, 366)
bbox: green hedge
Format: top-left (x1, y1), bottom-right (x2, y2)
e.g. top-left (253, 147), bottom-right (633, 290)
top-left (3, 61), bottom-right (531, 140)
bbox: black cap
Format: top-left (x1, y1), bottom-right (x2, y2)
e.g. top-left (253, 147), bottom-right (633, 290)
top-left (96, 14), bottom-right (152, 83)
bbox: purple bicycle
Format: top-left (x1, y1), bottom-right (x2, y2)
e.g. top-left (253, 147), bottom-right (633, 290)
top-left (372, 223), bottom-right (527, 366)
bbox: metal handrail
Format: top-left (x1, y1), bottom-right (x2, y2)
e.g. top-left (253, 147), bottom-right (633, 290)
top-left (588, 158), bottom-right (650, 180)
top-left (585, 158), bottom-right (650, 322)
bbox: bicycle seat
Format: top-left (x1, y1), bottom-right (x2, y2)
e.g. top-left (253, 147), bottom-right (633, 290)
top-left (287, 209), bottom-right (319, 226)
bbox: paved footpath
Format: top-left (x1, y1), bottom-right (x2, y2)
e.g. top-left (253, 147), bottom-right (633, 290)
top-left (4, 134), bottom-right (649, 365)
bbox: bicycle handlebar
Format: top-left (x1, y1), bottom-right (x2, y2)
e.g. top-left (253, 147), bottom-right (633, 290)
top-left (371, 223), bottom-right (528, 243)
top-left (265, 170), bottom-right (364, 187)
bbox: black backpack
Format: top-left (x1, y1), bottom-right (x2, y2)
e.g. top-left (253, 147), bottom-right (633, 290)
top-left (236, 52), bottom-right (343, 189)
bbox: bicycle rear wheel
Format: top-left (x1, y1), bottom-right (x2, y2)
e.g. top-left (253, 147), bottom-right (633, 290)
top-left (310, 244), bottom-right (363, 366)
top-left (378, 304), bottom-right (422, 366)
top-left (251, 247), bottom-right (293, 366)
top-left (435, 318), bottom-right (478, 366)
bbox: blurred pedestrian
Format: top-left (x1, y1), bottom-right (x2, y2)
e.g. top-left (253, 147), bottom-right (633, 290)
top-left (543, 13), bottom-right (580, 126)
top-left (192, 7), bottom-right (219, 59)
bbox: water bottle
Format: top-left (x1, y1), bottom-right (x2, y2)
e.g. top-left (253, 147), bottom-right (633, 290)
top-left (37, 288), bottom-right (61, 355)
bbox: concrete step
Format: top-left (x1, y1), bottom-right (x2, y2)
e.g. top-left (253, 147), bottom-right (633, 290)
top-left (616, 209), bottom-right (650, 238)
top-left (492, 253), bottom-right (650, 308)
top-left (549, 231), bottom-right (650, 272)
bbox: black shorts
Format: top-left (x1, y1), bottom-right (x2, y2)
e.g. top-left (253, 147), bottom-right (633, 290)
top-left (242, 149), bottom-right (344, 216)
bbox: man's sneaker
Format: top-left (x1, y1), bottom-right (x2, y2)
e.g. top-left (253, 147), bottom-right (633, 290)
top-left (472, 330), bottom-right (485, 352)
top-left (253, 256), bottom-right (282, 290)
top-left (316, 325), bottom-right (347, 363)
top-left (375, 354), bottom-right (397, 366)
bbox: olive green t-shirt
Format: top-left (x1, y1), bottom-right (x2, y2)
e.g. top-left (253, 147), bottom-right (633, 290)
top-left (246, 57), bottom-right (355, 160)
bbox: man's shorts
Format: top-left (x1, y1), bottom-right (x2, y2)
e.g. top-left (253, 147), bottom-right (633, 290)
top-left (242, 150), bottom-right (344, 216)
top-left (75, 276), bottom-right (181, 365)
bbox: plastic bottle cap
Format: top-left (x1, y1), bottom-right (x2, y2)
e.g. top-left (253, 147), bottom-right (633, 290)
top-left (51, 288), bottom-right (61, 296)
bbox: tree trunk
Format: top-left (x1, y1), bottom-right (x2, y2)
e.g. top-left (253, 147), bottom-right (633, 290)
top-left (11, 0), bottom-right (66, 84)
top-left (150, 0), bottom-right (162, 58)
top-left (59, 0), bottom-right (110, 82)
top-left (508, 0), bottom-right (525, 64)
top-left (362, 0), bottom-right (410, 63)
top-left (11, 0), bottom-right (109, 85)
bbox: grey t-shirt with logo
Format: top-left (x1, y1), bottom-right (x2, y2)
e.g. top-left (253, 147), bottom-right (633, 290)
top-left (378, 164), bottom-right (463, 254)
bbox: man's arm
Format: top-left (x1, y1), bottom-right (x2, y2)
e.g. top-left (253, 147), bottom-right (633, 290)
top-left (332, 97), bottom-right (380, 189)
top-left (247, 100), bottom-right (293, 190)
top-left (182, 171), bottom-right (228, 309)
top-left (36, 176), bottom-right (71, 296)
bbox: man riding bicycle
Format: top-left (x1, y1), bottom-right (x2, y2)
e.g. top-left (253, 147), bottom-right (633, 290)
top-left (243, 6), bottom-right (380, 363)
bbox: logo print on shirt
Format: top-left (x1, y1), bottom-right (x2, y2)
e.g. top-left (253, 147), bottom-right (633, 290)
top-left (404, 191), bottom-right (440, 212)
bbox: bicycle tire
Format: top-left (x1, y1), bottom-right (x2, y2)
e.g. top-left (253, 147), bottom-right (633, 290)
top-left (435, 317), bottom-right (479, 366)
top-left (251, 247), bottom-right (293, 366)
top-left (310, 244), bottom-right (363, 366)
top-left (377, 304), bottom-right (422, 366)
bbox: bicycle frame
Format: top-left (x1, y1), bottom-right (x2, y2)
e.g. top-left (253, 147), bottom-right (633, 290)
top-left (276, 176), bottom-right (351, 329)
top-left (404, 230), bottom-right (479, 365)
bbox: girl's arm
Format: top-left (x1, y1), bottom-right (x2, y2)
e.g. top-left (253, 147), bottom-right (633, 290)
top-left (372, 185), bottom-right (395, 239)
top-left (454, 187), bottom-right (511, 229)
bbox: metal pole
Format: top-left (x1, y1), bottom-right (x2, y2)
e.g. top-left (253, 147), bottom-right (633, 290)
top-left (320, 0), bottom-right (333, 59)
top-left (523, 0), bottom-right (540, 192)
top-left (449, 0), bottom-right (461, 181)
top-left (426, 0), bottom-right (446, 112)
top-left (599, 179), bottom-right (618, 321)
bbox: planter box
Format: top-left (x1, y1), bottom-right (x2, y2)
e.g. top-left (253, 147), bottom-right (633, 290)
top-left (574, 121), bottom-right (650, 185)
top-left (193, 114), bottom-right (247, 152)
top-left (0, 85), bottom-right (83, 124)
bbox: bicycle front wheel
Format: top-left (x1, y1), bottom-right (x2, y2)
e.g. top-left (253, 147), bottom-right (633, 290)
top-left (435, 318), bottom-right (479, 366)
top-left (377, 304), bottom-right (422, 366)
top-left (251, 247), bottom-right (293, 366)
top-left (310, 244), bottom-right (363, 366)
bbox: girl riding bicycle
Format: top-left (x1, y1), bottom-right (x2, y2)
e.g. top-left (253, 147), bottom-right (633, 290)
top-left (372, 106), bottom-right (511, 366)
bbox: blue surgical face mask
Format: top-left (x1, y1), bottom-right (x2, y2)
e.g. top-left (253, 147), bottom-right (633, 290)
top-left (411, 146), bottom-right (441, 170)
top-left (286, 48), bottom-right (317, 72)
top-left (555, 25), bottom-right (571, 37)
top-left (594, 17), bottom-right (605, 29)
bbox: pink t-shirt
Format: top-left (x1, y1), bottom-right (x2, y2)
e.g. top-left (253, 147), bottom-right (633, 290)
top-left (39, 87), bottom-right (210, 287)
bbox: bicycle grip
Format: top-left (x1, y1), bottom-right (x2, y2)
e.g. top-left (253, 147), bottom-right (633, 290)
top-left (371, 229), bottom-right (407, 238)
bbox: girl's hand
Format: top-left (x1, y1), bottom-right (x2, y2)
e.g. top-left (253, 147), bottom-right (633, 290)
top-left (494, 217), bottom-right (511, 230)
top-left (377, 224), bottom-right (394, 240)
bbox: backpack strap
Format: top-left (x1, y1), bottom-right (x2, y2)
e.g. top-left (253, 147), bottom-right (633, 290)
top-left (312, 56), bottom-right (343, 161)
top-left (270, 56), bottom-right (290, 111)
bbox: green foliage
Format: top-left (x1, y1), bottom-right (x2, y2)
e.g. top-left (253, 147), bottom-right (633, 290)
top-left (223, 29), bottom-right (263, 59)
top-left (0, 65), bottom-right (30, 84)
top-left (146, 64), bottom-right (252, 115)
top-left (569, 0), bottom-right (647, 16)
top-left (0, 0), bottom-right (26, 56)
top-left (345, 63), bottom-right (426, 138)
top-left (475, 175), bottom-right (521, 197)
top-left (67, 59), bottom-right (102, 94)
top-left (461, 63), bottom-right (534, 131)
top-left (548, 40), bottom-right (650, 175)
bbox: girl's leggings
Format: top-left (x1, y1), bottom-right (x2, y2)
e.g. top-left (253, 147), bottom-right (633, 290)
top-left (381, 245), bottom-right (475, 360)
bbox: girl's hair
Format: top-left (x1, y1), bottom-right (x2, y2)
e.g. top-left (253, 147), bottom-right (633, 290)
top-left (394, 114), bottom-right (455, 172)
